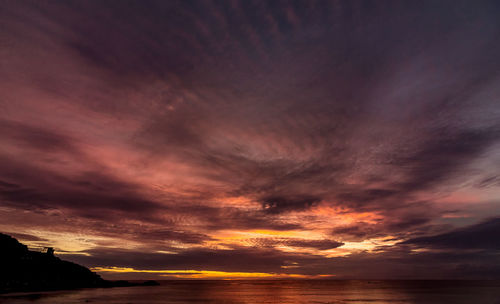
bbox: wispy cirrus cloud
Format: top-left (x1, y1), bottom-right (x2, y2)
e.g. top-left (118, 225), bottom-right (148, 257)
top-left (1, 0), bottom-right (500, 279)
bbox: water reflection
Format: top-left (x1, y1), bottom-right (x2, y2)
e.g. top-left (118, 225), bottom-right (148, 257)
top-left (1, 280), bottom-right (500, 304)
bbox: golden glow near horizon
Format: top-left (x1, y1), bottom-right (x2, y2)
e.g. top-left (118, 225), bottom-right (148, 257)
top-left (91, 267), bottom-right (334, 279)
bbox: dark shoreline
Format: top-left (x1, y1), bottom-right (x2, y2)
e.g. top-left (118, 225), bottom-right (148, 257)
top-left (0, 233), bottom-right (158, 294)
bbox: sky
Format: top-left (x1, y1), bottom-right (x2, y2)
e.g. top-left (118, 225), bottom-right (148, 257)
top-left (1, 0), bottom-right (500, 280)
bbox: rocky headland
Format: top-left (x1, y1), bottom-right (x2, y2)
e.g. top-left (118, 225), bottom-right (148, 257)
top-left (0, 233), bottom-right (158, 294)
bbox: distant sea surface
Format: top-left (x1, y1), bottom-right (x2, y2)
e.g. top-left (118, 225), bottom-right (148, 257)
top-left (1, 280), bottom-right (500, 304)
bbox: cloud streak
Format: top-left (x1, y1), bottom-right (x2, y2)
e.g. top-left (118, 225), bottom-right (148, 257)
top-left (1, 0), bottom-right (500, 279)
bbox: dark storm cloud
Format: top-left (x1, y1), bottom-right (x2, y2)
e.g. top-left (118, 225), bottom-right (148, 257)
top-left (250, 238), bottom-right (344, 250)
top-left (261, 195), bottom-right (321, 214)
top-left (403, 217), bottom-right (500, 250)
top-left (395, 128), bottom-right (500, 193)
top-left (284, 238), bottom-right (343, 250)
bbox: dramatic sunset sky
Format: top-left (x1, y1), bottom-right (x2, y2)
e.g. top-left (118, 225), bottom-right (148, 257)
top-left (1, 0), bottom-right (500, 280)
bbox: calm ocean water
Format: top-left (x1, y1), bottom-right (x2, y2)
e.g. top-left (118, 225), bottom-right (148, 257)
top-left (1, 280), bottom-right (500, 304)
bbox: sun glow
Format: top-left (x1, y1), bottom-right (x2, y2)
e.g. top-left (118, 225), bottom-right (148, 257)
top-left (91, 267), bottom-right (334, 279)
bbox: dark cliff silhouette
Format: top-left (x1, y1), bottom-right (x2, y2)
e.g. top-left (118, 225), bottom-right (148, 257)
top-left (0, 233), bottom-right (158, 294)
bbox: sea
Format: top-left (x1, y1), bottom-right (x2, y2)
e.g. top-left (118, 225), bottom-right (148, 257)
top-left (1, 280), bottom-right (500, 304)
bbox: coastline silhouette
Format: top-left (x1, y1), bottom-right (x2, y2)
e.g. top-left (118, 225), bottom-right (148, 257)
top-left (0, 233), bottom-right (158, 294)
